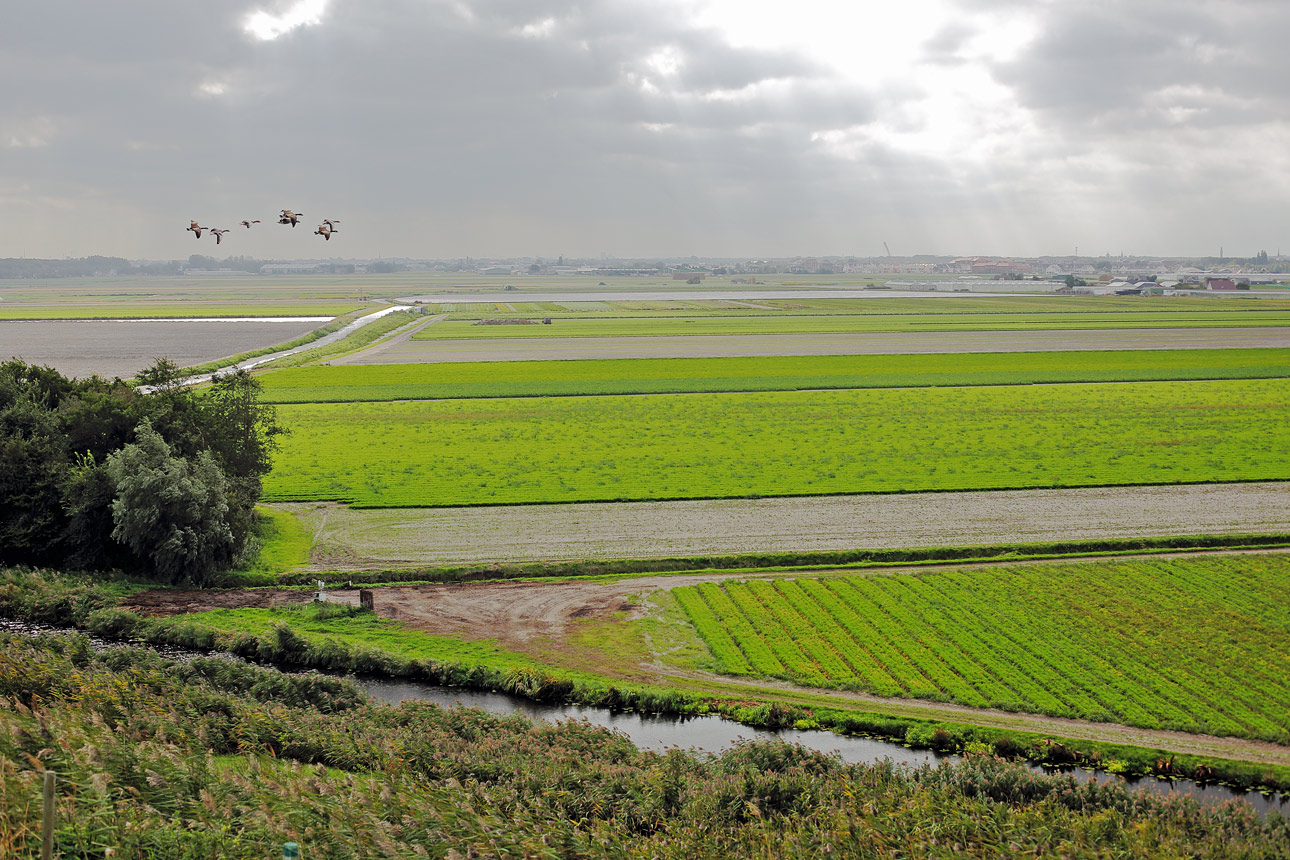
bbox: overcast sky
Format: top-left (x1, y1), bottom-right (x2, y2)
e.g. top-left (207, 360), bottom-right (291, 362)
top-left (2, 0), bottom-right (1287, 261)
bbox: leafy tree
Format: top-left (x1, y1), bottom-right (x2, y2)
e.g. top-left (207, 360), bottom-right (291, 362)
top-left (0, 358), bottom-right (282, 582)
top-left (105, 421), bottom-right (234, 585)
top-left (203, 368), bottom-right (286, 553)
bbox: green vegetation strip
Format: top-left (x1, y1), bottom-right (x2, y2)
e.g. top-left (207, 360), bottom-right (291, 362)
top-left (253, 309), bottom-right (423, 369)
top-left (5, 634), bottom-right (1288, 858)
top-left (263, 377), bottom-right (1290, 507)
top-left (675, 555), bottom-right (1290, 745)
top-left (413, 310), bottom-right (1290, 339)
top-left (257, 348), bottom-right (1290, 402)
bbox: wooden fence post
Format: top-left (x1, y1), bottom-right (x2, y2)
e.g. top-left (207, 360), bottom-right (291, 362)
top-left (41, 770), bottom-right (56, 860)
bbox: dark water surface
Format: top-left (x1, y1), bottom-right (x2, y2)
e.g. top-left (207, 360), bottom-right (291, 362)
top-left (362, 677), bottom-right (1288, 817)
top-left (4, 621), bottom-right (1284, 816)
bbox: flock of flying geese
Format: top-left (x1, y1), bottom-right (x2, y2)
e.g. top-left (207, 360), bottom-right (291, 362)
top-left (186, 210), bottom-right (341, 244)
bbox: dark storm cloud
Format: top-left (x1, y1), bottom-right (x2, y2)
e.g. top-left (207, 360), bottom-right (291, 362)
top-left (991, 1), bottom-right (1290, 131)
top-left (0, 0), bottom-right (897, 256)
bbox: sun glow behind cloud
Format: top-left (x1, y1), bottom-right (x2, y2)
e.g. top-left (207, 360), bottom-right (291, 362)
top-left (244, 0), bottom-right (330, 42)
top-left (689, 0), bottom-right (1041, 165)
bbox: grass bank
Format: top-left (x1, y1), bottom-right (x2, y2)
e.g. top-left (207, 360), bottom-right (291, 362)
top-left (5, 633), bottom-right (1287, 858)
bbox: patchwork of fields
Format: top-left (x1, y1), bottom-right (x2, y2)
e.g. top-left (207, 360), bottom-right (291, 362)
top-left (263, 377), bottom-right (1290, 507)
top-left (673, 555), bottom-right (1290, 742)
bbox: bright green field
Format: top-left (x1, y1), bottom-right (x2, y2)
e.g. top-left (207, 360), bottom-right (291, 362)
top-left (186, 605), bottom-right (540, 671)
top-left (413, 311), bottom-right (1290, 339)
top-left (257, 349), bottom-right (1290, 402)
top-left (262, 377), bottom-right (1290, 507)
top-left (672, 555), bottom-right (1290, 743)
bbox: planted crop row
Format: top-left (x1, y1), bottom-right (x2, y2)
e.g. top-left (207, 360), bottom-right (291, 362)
top-left (256, 348), bottom-right (1290, 403)
top-left (672, 555), bottom-right (1290, 743)
top-left (263, 378), bottom-right (1290, 507)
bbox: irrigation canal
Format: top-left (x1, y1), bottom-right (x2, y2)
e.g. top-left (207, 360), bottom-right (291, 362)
top-left (4, 621), bottom-right (1285, 817)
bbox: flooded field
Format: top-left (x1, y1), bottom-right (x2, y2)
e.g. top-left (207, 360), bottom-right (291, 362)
top-left (0, 317), bottom-right (330, 379)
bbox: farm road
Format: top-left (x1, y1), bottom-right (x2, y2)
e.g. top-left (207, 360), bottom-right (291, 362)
top-left (333, 326), bottom-right (1290, 364)
top-left (281, 482), bottom-right (1290, 569)
top-left (122, 559), bottom-right (1290, 766)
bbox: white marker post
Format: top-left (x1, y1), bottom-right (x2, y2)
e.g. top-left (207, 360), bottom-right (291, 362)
top-left (41, 771), bottom-right (56, 860)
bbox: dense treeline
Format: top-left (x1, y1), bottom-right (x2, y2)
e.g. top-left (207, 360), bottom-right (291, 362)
top-left (1, 633), bottom-right (1286, 859)
top-left (0, 359), bottom-right (282, 584)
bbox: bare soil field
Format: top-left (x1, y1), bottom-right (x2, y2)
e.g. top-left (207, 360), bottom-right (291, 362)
top-left (278, 482), bottom-right (1290, 569)
top-left (122, 559), bottom-right (1290, 766)
top-left (1, 318), bottom-right (327, 379)
top-left (334, 326), bottom-right (1290, 364)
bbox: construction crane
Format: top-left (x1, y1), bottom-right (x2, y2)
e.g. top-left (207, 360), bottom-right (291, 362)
top-left (883, 241), bottom-right (893, 257)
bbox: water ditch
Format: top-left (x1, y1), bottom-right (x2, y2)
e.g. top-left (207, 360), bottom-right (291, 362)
top-left (3, 620), bottom-right (1285, 817)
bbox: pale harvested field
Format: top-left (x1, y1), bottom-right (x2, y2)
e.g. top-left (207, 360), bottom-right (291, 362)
top-left (335, 326), bottom-right (1290, 364)
top-left (279, 482), bottom-right (1290, 569)
top-left (1, 318), bottom-right (327, 379)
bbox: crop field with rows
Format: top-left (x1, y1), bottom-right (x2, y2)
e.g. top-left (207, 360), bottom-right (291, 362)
top-left (262, 377), bottom-right (1290, 507)
top-left (672, 555), bottom-right (1290, 742)
top-left (257, 348), bottom-right (1290, 403)
top-left (413, 310), bottom-right (1290, 339)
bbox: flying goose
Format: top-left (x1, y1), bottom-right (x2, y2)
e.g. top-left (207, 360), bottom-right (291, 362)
top-left (240, 219), bottom-right (260, 228)
top-left (210, 228), bottom-right (230, 244)
top-left (314, 222), bottom-right (334, 240)
top-left (279, 209), bottom-right (304, 227)
top-left (187, 220), bottom-right (205, 239)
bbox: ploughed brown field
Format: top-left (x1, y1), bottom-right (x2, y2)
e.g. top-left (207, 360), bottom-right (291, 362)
top-left (280, 482), bottom-right (1290, 569)
top-left (334, 326), bottom-right (1290, 364)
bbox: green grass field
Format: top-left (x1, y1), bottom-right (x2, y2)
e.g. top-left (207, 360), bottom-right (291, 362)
top-left (671, 555), bottom-right (1290, 743)
top-left (186, 604), bottom-right (540, 671)
top-left (256, 348), bottom-right (1290, 402)
top-left (261, 377), bottom-right (1290, 507)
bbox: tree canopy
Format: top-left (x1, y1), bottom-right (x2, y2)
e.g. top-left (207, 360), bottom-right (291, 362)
top-left (0, 358), bottom-right (283, 583)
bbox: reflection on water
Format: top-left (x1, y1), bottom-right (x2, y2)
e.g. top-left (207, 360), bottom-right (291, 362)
top-left (362, 677), bottom-right (1289, 817)
top-left (362, 678), bottom-right (950, 768)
